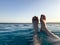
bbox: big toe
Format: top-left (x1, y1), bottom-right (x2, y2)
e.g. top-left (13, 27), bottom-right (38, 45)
top-left (40, 14), bottom-right (46, 23)
top-left (41, 14), bottom-right (46, 20)
top-left (32, 16), bottom-right (39, 23)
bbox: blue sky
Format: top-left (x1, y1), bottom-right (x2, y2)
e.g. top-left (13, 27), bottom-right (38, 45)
top-left (0, 0), bottom-right (60, 23)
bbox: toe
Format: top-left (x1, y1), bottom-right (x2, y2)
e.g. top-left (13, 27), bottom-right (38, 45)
top-left (32, 16), bottom-right (39, 23)
top-left (41, 14), bottom-right (46, 20)
top-left (40, 14), bottom-right (46, 23)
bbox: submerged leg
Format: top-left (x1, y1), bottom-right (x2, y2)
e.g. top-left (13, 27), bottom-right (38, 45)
top-left (32, 16), bottom-right (41, 45)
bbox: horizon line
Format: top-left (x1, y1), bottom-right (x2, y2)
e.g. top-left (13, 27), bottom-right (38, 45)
top-left (0, 22), bottom-right (60, 24)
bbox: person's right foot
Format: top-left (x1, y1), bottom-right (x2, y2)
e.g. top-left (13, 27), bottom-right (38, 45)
top-left (40, 14), bottom-right (46, 24)
top-left (40, 14), bottom-right (60, 38)
top-left (40, 14), bottom-right (47, 32)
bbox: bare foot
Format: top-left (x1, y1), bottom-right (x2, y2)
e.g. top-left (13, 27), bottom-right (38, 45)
top-left (40, 14), bottom-right (47, 32)
top-left (32, 16), bottom-right (39, 34)
top-left (32, 16), bottom-right (39, 24)
top-left (32, 16), bottom-right (41, 45)
top-left (40, 14), bottom-right (46, 24)
top-left (40, 14), bottom-right (60, 43)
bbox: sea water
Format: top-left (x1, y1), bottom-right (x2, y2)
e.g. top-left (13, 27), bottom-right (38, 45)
top-left (0, 23), bottom-right (60, 45)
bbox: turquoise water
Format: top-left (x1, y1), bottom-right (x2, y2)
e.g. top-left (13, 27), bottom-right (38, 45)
top-left (0, 23), bottom-right (60, 45)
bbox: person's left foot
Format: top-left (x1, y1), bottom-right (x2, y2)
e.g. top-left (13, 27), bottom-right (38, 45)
top-left (32, 16), bottom-right (41, 45)
top-left (32, 16), bottom-right (39, 34)
top-left (32, 16), bottom-right (39, 24)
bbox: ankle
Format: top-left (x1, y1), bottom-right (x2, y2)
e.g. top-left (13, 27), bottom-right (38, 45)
top-left (41, 22), bottom-right (46, 27)
top-left (40, 22), bottom-right (47, 29)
